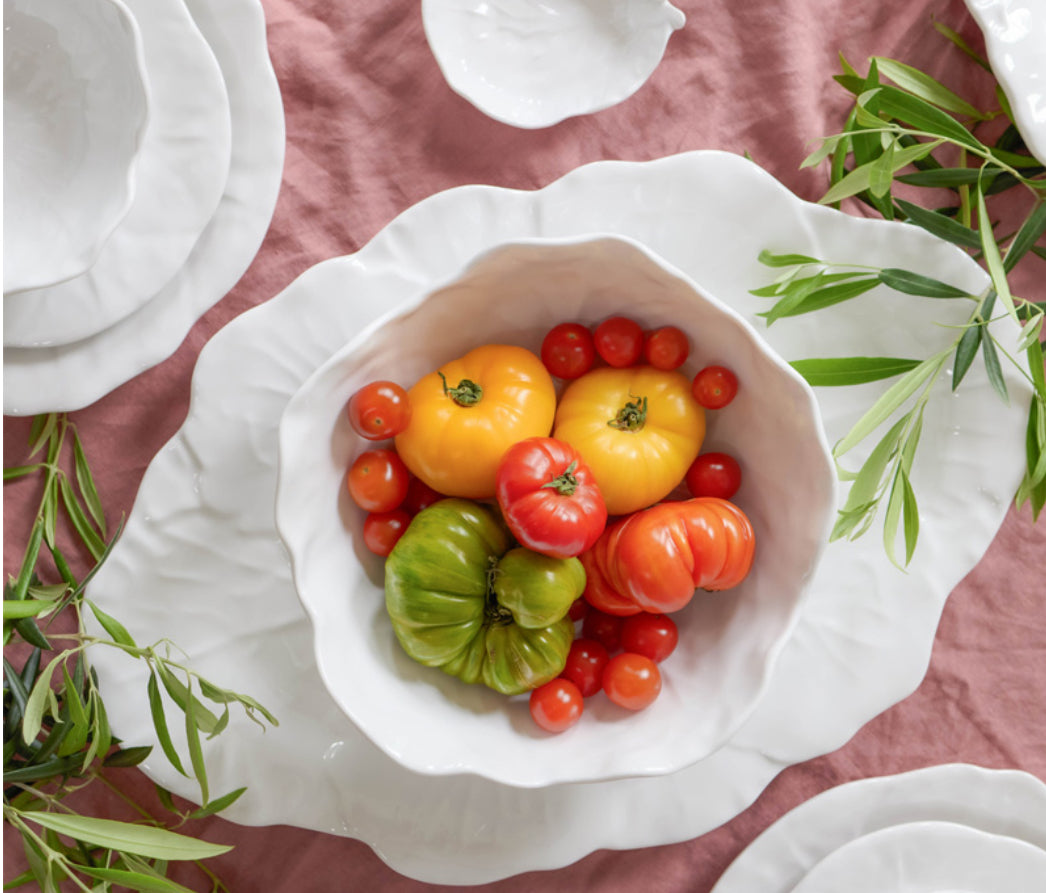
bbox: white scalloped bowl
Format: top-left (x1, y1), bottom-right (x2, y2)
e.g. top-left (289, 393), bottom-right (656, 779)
top-left (422, 0), bottom-right (686, 128)
top-left (3, 0), bottom-right (150, 294)
top-left (275, 234), bottom-right (837, 788)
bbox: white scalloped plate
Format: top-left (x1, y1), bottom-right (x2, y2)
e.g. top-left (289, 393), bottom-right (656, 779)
top-left (964, 0), bottom-right (1046, 163)
top-left (86, 151), bottom-right (1031, 885)
top-left (711, 765), bottom-right (1046, 893)
top-left (4, 0), bottom-right (232, 348)
top-left (1, 0), bottom-right (284, 415)
top-left (422, 0), bottom-right (685, 128)
top-left (792, 821), bottom-right (1046, 893)
top-left (2, 0), bottom-right (149, 294)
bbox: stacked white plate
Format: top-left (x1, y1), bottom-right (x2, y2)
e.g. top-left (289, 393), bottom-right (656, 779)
top-left (2, 0), bottom-right (285, 416)
top-left (711, 764), bottom-right (1046, 893)
top-left (84, 151), bottom-right (1034, 884)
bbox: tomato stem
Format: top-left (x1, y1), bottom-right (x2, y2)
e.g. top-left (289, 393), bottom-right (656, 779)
top-left (438, 371), bottom-right (483, 406)
top-left (484, 557), bottom-right (513, 626)
top-left (607, 396), bottom-right (648, 431)
top-left (541, 460), bottom-right (579, 496)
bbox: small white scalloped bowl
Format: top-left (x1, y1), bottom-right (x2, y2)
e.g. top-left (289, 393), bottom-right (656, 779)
top-left (276, 234), bottom-right (837, 788)
top-left (422, 0), bottom-right (686, 128)
top-left (3, 0), bottom-right (150, 294)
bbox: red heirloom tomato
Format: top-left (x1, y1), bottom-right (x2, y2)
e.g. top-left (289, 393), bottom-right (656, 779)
top-left (346, 449), bottom-right (409, 512)
top-left (529, 678), bottom-right (584, 733)
top-left (610, 497), bottom-right (756, 613)
top-left (593, 316), bottom-right (644, 367)
top-left (362, 509), bottom-right (411, 556)
top-left (642, 326), bottom-right (690, 371)
top-left (346, 381), bottom-right (412, 440)
top-left (620, 613), bottom-right (678, 663)
top-left (561, 638), bottom-right (610, 697)
top-left (495, 437), bottom-right (608, 559)
top-left (685, 452), bottom-right (742, 500)
top-left (692, 365), bottom-right (738, 409)
top-left (541, 323), bottom-right (596, 380)
top-left (602, 653), bottom-right (661, 711)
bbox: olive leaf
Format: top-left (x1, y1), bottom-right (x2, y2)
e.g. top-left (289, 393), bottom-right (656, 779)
top-left (791, 357), bottom-right (922, 387)
top-left (22, 813), bottom-right (233, 861)
top-left (872, 56), bottom-right (985, 119)
top-left (895, 199), bottom-right (982, 250)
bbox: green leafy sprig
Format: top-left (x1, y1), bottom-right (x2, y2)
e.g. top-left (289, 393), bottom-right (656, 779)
top-left (4, 415), bottom-right (278, 893)
top-left (754, 42), bottom-right (1046, 567)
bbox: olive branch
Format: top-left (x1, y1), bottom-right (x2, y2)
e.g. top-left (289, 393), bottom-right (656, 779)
top-left (4, 414), bottom-right (277, 892)
top-left (752, 40), bottom-right (1046, 568)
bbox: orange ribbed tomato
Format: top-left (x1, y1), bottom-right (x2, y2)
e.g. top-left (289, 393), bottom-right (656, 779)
top-left (552, 366), bottom-right (705, 515)
top-left (609, 497), bottom-right (756, 613)
top-left (394, 344), bottom-right (556, 499)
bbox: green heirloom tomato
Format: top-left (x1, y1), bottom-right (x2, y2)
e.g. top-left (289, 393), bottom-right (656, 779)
top-left (384, 498), bottom-right (583, 696)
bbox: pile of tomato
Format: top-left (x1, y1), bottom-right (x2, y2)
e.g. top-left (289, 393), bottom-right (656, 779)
top-left (342, 316), bottom-right (755, 735)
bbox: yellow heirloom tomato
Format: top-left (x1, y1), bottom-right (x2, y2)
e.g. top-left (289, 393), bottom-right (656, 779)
top-left (552, 366), bottom-right (705, 515)
top-left (394, 344), bottom-right (556, 499)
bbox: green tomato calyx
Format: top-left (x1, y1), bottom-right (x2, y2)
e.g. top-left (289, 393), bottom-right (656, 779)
top-left (484, 557), bottom-right (514, 626)
top-left (439, 371), bottom-right (483, 407)
top-left (541, 460), bottom-right (580, 496)
top-left (608, 395), bottom-right (648, 431)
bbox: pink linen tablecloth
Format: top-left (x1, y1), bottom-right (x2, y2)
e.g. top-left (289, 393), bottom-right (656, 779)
top-left (4, 0), bottom-right (1045, 889)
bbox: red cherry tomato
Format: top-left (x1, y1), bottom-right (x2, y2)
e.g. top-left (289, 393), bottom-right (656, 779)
top-left (620, 613), bottom-right (678, 663)
top-left (602, 653), bottom-right (662, 711)
top-left (346, 381), bottom-right (412, 440)
top-left (593, 317), bottom-right (643, 367)
top-left (346, 449), bottom-right (409, 512)
top-left (495, 437), bottom-right (608, 559)
top-left (642, 326), bottom-right (690, 371)
top-left (685, 452), bottom-right (742, 500)
top-left (561, 638), bottom-right (610, 697)
top-left (529, 678), bottom-right (584, 733)
top-left (400, 476), bottom-right (444, 515)
top-left (541, 323), bottom-right (596, 380)
top-left (581, 607), bottom-right (625, 653)
top-left (692, 365), bottom-right (738, 409)
top-left (362, 510), bottom-right (411, 556)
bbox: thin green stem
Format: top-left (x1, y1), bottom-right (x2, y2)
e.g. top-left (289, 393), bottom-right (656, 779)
top-left (958, 148), bottom-right (972, 227)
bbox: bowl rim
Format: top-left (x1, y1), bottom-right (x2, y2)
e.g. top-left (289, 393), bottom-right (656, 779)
top-left (275, 231), bottom-right (838, 788)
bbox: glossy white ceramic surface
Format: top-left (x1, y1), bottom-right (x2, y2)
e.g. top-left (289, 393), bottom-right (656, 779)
top-left (422, 0), bottom-right (685, 128)
top-left (2, 0), bottom-right (285, 415)
top-left (86, 152), bottom-right (1031, 884)
top-left (4, 0), bottom-right (232, 348)
top-left (276, 234), bottom-right (836, 788)
top-left (792, 820), bottom-right (1046, 893)
top-left (3, 0), bottom-right (150, 294)
top-left (965, 0), bottom-right (1046, 163)
top-left (711, 765), bottom-right (1046, 893)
